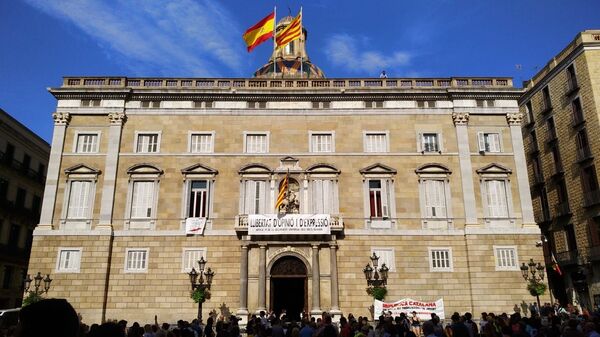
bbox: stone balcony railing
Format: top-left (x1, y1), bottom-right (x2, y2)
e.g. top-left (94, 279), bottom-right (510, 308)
top-left (556, 250), bottom-right (578, 266)
top-left (234, 214), bottom-right (344, 233)
top-left (60, 77), bottom-right (513, 90)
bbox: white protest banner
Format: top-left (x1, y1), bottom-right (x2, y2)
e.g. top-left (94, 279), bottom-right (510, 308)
top-left (374, 298), bottom-right (445, 320)
top-left (248, 214), bottom-right (330, 235)
top-left (185, 218), bottom-right (206, 235)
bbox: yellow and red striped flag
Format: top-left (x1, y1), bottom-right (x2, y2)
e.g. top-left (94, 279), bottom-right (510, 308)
top-left (275, 174), bottom-right (288, 210)
top-left (276, 11), bottom-right (302, 49)
top-left (242, 12), bottom-right (275, 52)
top-left (551, 253), bottom-right (562, 276)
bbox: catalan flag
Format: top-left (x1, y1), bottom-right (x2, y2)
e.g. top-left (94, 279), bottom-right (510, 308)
top-left (276, 11), bottom-right (302, 49)
top-left (551, 252), bottom-right (563, 276)
top-left (275, 174), bottom-right (288, 210)
top-left (242, 12), bottom-right (275, 52)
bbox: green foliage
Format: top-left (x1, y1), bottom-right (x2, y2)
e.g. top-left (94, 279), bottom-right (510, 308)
top-left (191, 288), bottom-right (211, 303)
top-left (22, 292), bottom-right (43, 307)
top-left (527, 281), bottom-right (547, 296)
top-left (366, 286), bottom-right (387, 300)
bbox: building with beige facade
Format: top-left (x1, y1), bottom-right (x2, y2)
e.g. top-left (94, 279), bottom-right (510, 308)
top-left (520, 30), bottom-right (600, 308)
top-left (0, 108), bottom-right (49, 308)
top-left (27, 19), bottom-right (548, 324)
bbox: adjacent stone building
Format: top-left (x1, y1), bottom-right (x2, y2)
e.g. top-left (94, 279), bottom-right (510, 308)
top-left (0, 108), bottom-right (49, 308)
top-left (520, 30), bottom-right (600, 308)
top-left (28, 19), bottom-right (547, 324)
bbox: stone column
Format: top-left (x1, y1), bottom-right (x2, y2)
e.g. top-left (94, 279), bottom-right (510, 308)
top-left (452, 112), bottom-right (478, 226)
top-left (507, 112), bottom-right (536, 226)
top-left (329, 244), bottom-right (341, 315)
top-left (237, 245), bottom-right (250, 324)
top-left (311, 245), bottom-right (321, 316)
top-left (257, 245), bottom-right (267, 312)
top-left (98, 112), bottom-right (126, 229)
top-left (38, 112), bottom-right (70, 230)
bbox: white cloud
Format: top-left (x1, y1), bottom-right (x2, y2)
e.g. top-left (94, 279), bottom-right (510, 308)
top-left (23, 0), bottom-right (244, 76)
top-left (324, 34), bottom-right (411, 75)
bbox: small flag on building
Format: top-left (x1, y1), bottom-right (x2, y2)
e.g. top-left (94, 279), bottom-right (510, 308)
top-left (551, 253), bottom-right (563, 276)
top-left (275, 174), bottom-right (288, 210)
top-left (276, 11), bottom-right (302, 49)
top-left (242, 12), bottom-right (275, 52)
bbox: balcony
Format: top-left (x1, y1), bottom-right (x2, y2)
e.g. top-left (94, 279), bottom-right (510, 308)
top-left (536, 210), bottom-right (552, 224)
top-left (532, 174), bottom-right (545, 188)
top-left (584, 190), bottom-right (600, 208)
top-left (235, 214), bottom-right (344, 234)
top-left (528, 141), bottom-right (540, 156)
top-left (541, 101), bottom-right (553, 115)
top-left (576, 147), bottom-right (594, 163)
top-left (546, 130), bottom-right (558, 143)
top-left (554, 202), bottom-right (572, 217)
top-left (572, 112), bottom-right (586, 128)
top-left (0, 151), bottom-right (46, 184)
top-left (550, 163), bottom-right (565, 178)
top-left (566, 80), bottom-right (580, 97)
top-left (556, 250), bottom-right (578, 266)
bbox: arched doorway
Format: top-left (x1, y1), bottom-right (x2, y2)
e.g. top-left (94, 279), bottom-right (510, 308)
top-left (270, 255), bottom-right (307, 320)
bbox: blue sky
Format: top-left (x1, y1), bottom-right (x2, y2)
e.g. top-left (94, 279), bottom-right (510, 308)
top-left (1, 0), bottom-right (599, 143)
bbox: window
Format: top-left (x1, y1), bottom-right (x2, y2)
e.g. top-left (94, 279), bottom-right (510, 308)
top-left (566, 64), bottom-right (578, 92)
top-left (547, 117), bottom-right (557, 142)
top-left (582, 165), bottom-right (600, 207)
top-left (421, 133), bottom-right (440, 153)
top-left (188, 180), bottom-right (209, 218)
top-left (56, 249), bottom-right (82, 273)
top-left (310, 132), bottom-right (334, 153)
top-left (8, 224), bottom-right (20, 249)
top-left (66, 181), bottom-right (92, 219)
top-left (476, 99), bottom-right (495, 108)
top-left (131, 181), bottom-right (155, 219)
top-left (136, 133), bottom-right (160, 153)
top-left (422, 180), bottom-right (447, 218)
top-left (125, 249), bottom-right (149, 273)
top-left (417, 101), bottom-right (435, 108)
top-left (478, 132), bottom-right (501, 153)
top-left (360, 163), bottom-right (397, 228)
top-left (189, 133), bottom-right (214, 153)
top-left (525, 101), bottom-right (534, 125)
top-left (576, 129), bottom-right (593, 162)
top-left (494, 246), bottom-right (518, 270)
top-left (0, 178), bottom-right (7, 201)
top-left (371, 248), bottom-right (396, 272)
top-left (247, 101), bottom-right (266, 109)
top-left (81, 99), bottom-right (101, 107)
top-left (244, 133), bottom-right (268, 153)
top-left (365, 101), bottom-right (384, 108)
top-left (485, 180), bottom-right (509, 218)
top-left (15, 188), bottom-right (26, 209)
top-left (572, 98), bottom-right (584, 126)
top-left (141, 101), bottom-right (160, 108)
top-left (193, 101), bottom-right (213, 108)
top-left (369, 180), bottom-right (389, 218)
top-left (75, 133), bottom-right (99, 153)
top-left (364, 132), bottom-right (388, 153)
top-left (182, 248), bottom-right (206, 272)
top-left (429, 248), bottom-right (453, 272)
top-left (2, 266), bottom-right (13, 289)
top-left (241, 180), bottom-right (268, 214)
top-left (310, 179), bottom-right (337, 214)
top-left (312, 101), bottom-right (330, 109)
top-left (542, 86), bottom-right (552, 111)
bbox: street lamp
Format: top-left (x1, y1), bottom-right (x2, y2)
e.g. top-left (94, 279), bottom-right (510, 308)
top-left (24, 272), bottom-right (52, 297)
top-left (363, 252), bottom-right (388, 287)
top-left (520, 258), bottom-right (545, 309)
top-left (188, 257), bottom-right (215, 321)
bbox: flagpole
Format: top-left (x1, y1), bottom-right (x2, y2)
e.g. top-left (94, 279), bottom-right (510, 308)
top-left (286, 169), bottom-right (290, 213)
top-left (273, 6), bottom-right (277, 78)
top-left (300, 6), bottom-right (303, 78)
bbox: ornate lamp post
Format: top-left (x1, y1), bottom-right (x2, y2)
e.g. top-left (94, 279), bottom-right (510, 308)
top-left (188, 257), bottom-right (215, 321)
top-left (24, 272), bottom-right (52, 296)
top-left (520, 258), bottom-right (546, 309)
top-left (363, 252), bottom-right (389, 287)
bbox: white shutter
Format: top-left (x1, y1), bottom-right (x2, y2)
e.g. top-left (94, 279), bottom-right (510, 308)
top-left (313, 180), bottom-right (323, 213)
top-left (132, 181), bottom-right (154, 218)
top-left (424, 180), bottom-right (446, 218)
top-left (67, 181), bottom-right (91, 219)
top-left (257, 181), bottom-right (266, 214)
top-left (381, 180), bottom-right (389, 218)
top-left (323, 180), bottom-right (332, 214)
top-left (417, 133), bottom-right (423, 152)
top-left (487, 180), bottom-right (508, 218)
top-left (489, 133), bottom-right (501, 152)
top-left (244, 180), bottom-right (256, 214)
top-left (478, 132), bottom-right (486, 152)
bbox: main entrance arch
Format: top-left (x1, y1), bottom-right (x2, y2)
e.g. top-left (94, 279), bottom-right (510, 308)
top-left (270, 255), bottom-right (307, 320)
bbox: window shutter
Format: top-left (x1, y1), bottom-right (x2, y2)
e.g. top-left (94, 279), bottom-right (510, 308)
top-left (323, 180), bottom-right (332, 214)
top-left (381, 180), bottom-right (389, 218)
top-left (478, 132), bottom-right (486, 152)
top-left (257, 181), bottom-right (266, 214)
top-left (244, 180), bottom-right (255, 214)
top-left (417, 133), bottom-right (423, 152)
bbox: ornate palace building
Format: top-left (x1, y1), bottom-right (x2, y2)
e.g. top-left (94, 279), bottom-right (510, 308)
top-left (520, 30), bottom-right (600, 308)
top-left (28, 19), bottom-right (547, 324)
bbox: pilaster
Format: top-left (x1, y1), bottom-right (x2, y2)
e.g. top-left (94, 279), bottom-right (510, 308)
top-left (311, 244), bottom-right (321, 316)
top-left (329, 244), bottom-right (341, 316)
top-left (237, 245), bottom-right (249, 324)
top-left (257, 245), bottom-right (267, 312)
top-left (452, 112), bottom-right (478, 226)
top-left (98, 112), bottom-right (126, 229)
top-left (507, 112), bottom-right (536, 226)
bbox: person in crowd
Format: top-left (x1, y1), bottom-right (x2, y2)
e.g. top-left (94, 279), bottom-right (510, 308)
top-left (410, 311), bottom-right (422, 337)
top-left (423, 321), bottom-right (436, 337)
top-left (17, 298), bottom-right (79, 337)
top-left (450, 312), bottom-right (469, 337)
top-left (463, 313), bottom-right (478, 337)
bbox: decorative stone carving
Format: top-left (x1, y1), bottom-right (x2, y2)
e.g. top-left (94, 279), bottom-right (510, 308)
top-left (108, 112), bottom-right (126, 125)
top-left (452, 112), bottom-right (469, 125)
top-left (269, 246), bottom-right (309, 262)
top-left (271, 256), bottom-right (307, 276)
top-left (506, 112), bottom-right (523, 126)
top-left (52, 112), bottom-right (71, 125)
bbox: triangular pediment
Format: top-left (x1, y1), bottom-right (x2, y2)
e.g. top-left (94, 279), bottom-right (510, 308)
top-left (181, 163), bottom-right (218, 175)
top-left (127, 163), bottom-right (163, 175)
top-left (306, 163), bottom-right (340, 174)
top-left (415, 163), bottom-right (451, 175)
top-left (64, 164), bottom-right (101, 175)
top-left (359, 163), bottom-right (397, 175)
top-left (476, 163), bottom-right (512, 175)
top-left (239, 163), bottom-right (273, 174)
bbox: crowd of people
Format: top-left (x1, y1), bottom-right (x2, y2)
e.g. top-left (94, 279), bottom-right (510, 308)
top-left (3, 299), bottom-right (600, 337)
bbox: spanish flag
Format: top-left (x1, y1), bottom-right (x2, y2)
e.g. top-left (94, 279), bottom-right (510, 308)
top-left (243, 12), bottom-right (275, 52)
top-left (275, 175), bottom-right (288, 210)
top-left (276, 11), bottom-right (302, 49)
top-left (551, 253), bottom-right (563, 276)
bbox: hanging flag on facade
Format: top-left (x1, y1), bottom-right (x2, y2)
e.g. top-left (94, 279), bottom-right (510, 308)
top-left (276, 11), bottom-right (302, 49)
top-left (243, 11), bottom-right (275, 52)
top-left (275, 174), bottom-right (288, 210)
top-left (551, 253), bottom-right (563, 276)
